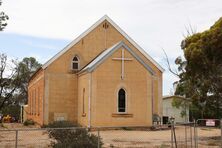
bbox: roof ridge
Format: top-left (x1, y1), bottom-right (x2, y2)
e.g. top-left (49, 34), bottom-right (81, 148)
top-left (78, 41), bottom-right (155, 75)
top-left (78, 42), bottom-right (118, 72)
top-left (42, 15), bottom-right (164, 72)
top-left (79, 41), bottom-right (123, 73)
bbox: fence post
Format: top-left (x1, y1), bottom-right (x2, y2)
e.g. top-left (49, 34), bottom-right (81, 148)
top-left (193, 120), bottom-right (196, 148)
top-left (185, 123), bottom-right (187, 148)
top-left (171, 120), bottom-right (174, 148)
top-left (173, 123), bottom-right (177, 148)
top-left (97, 128), bottom-right (100, 148)
top-left (190, 123), bottom-right (193, 148)
top-left (220, 119), bottom-right (222, 148)
top-left (15, 130), bottom-right (18, 148)
top-left (196, 120), bottom-right (198, 148)
top-left (194, 119), bottom-right (198, 148)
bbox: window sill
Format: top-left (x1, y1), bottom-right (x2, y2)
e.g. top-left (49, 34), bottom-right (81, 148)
top-left (112, 113), bottom-right (133, 118)
top-left (69, 69), bottom-right (79, 74)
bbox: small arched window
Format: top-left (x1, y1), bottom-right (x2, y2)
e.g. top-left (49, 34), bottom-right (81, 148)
top-left (118, 88), bottom-right (126, 113)
top-left (72, 56), bottom-right (79, 70)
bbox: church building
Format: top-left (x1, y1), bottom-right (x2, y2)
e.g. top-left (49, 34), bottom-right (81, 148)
top-left (27, 15), bottom-right (164, 127)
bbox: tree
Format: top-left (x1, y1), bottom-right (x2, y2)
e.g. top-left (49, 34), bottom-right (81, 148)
top-left (0, 55), bottom-right (41, 113)
top-left (174, 17), bottom-right (222, 119)
top-left (16, 57), bottom-right (41, 104)
top-left (171, 95), bottom-right (191, 122)
top-left (0, 53), bottom-right (20, 110)
top-left (0, 0), bottom-right (9, 31)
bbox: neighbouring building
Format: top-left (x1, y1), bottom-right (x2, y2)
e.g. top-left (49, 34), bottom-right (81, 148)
top-left (162, 95), bottom-right (189, 124)
top-left (27, 15), bottom-right (164, 127)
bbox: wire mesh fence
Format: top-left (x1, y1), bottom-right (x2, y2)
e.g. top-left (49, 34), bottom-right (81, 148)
top-left (0, 121), bottom-right (221, 148)
top-left (0, 126), bottom-right (173, 148)
top-left (171, 119), bottom-right (222, 148)
top-left (0, 130), bottom-right (16, 148)
top-left (195, 119), bottom-right (221, 148)
top-left (17, 129), bottom-right (51, 147)
top-left (172, 123), bottom-right (196, 148)
top-left (0, 128), bottom-right (52, 148)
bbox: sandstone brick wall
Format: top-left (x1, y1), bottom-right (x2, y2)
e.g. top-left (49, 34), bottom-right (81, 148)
top-left (77, 73), bottom-right (90, 127)
top-left (44, 73), bottom-right (78, 124)
top-left (39, 19), bottom-right (162, 125)
top-left (89, 47), bottom-right (153, 127)
top-left (27, 69), bottom-right (44, 125)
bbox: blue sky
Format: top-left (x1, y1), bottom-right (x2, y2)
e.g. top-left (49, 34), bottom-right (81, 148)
top-left (0, 33), bottom-right (69, 62)
top-left (1, 0), bottom-right (222, 95)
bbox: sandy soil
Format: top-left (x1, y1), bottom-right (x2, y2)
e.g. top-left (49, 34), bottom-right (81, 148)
top-left (0, 124), bottom-right (220, 148)
top-left (0, 123), bottom-right (51, 148)
top-left (99, 126), bottom-right (221, 148)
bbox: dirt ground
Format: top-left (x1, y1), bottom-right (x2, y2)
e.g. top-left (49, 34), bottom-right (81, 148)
top-left (99, 126), bottom-right (221, 148)
top-left (0, 123), bottom-right (51, 148)
top-left (0, 123), bottom-right (221, 148)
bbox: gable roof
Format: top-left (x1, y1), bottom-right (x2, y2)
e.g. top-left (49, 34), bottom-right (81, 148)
top-left (79, 41), bottom-right (155, 75)
top-left (42, 15), bottom-right (164, 72)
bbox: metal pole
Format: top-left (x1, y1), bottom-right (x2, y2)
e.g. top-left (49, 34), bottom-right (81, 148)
top-left (97, 128), bottom-right (100, 148)
top-left (185, 124), bottom-right (187, 148)
top-left (171, 121), bottom-right (174, 148)
top-left (15, 130), bottom-right (18, 148)
top-left (173, 124), bottom-right (178, 148)
top-left (194, 120), bottom-right (197, 148)
top-left (220, 119), bottom-right (222, 148)
top-left (190, 123), bottom-right (193, 148)
top-left (195, 119), bottom-right (199, 148)
top-left (194, 119), bottom-right (199, 148)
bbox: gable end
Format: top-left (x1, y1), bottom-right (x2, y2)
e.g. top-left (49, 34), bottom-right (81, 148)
top-left (79, 41), bottom-right (155, 75)
top-left (42, 15), bottom-right (164, 72)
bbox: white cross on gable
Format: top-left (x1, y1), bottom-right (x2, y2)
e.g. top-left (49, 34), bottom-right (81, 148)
top-left (112, 48), bottom-right (133, 80)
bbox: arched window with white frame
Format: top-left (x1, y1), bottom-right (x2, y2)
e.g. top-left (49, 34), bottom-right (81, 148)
top-left (118, 88), bottom-right (126, 113)
top-left (72, 56), bottom-right (80, 70)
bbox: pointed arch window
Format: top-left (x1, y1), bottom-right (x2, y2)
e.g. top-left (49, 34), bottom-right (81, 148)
top-left (72, 56), bottom-right (80, 70)
top-left (118, 88), bottom-right (126, 113)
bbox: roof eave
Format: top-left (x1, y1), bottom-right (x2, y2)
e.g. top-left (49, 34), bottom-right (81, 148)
top-left (42, 15), bottom-right (164, 72)
top-left (79, 41), bottom-right (155, 75)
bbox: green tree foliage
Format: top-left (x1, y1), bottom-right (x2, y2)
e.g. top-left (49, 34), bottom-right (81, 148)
top-left (171, 96), bottom-right (190, 119)
top-left (0, 55), bottom-right (41, 115)
top-left (16, 57), bottom-right (41, 104)
top-left (175, 17), bottom-right (222, 119)
top-left (0, 0), bottom-right (9, 31)
top-left (0, 54), bottom-right (21, 110)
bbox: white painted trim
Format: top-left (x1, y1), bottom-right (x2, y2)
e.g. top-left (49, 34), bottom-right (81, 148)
top-left (117, 87), bottom-right (127, 114)
top-left (105, 16), bottom-right (164, 72)
top-left (42, 15), bottom-right (164, 72)
top-left (80, 41), bottom-right (155, 75)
